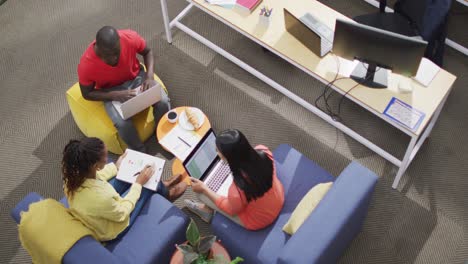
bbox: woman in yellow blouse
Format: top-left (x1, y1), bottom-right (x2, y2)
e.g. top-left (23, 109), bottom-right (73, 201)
top-left (62, 137), bottom-right (187, 241)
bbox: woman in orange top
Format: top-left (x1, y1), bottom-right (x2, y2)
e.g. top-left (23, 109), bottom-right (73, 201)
top-left (187, 129), bottom-right (284, 230)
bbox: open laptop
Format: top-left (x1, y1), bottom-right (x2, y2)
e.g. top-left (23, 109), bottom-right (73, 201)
top-left (183, 129), bottom-right (233, 196)
top-left (284, 8), bottom-right (334, 57)
top-left (112, 82), bottom-right (162, 120)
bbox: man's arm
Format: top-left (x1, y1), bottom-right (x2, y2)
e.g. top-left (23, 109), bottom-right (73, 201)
top-left (80, 83), bottom-right (137, 102)
top-left (138, 46), bottom-right (155, 91)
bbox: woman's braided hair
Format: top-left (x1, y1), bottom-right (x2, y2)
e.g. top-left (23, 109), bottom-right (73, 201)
top-left (62, 137), bottom-right (105, 198)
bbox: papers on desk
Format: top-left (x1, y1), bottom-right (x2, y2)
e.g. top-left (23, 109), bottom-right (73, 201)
top-left (205, 0), bottom-right (236, 8)
top-left (116, 149), bottom-right (165, 191)
top-left (159, 125), bottom-right (202, 161)
top-left (413, 58), bottom-right (440, 87)
top-left (336, 57), bottom-right (360, 77)
top-left (384, 97), bottom-right (425, 132)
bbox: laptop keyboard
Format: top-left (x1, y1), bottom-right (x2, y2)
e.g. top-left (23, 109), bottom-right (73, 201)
top-left (206, 161), bottom-right (231, 192)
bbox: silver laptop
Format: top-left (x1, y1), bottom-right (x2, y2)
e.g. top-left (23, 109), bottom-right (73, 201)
top-left (183, 129), bottom-right (233, 196)
top-left (300, 13), bottom-right (334, 57)
top-left (284, 9), bottom-right (334, 57)
top-left (112, 83), bottom-right (162, 120)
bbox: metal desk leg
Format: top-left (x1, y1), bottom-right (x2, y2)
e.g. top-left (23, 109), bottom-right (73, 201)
top-left (160, 0), bottom-right (173, 43)
top-left (393, 92), bottom-right (450, 189)
top-left (393, 136), bottom-right (418, 189)
top-left (409, 92), bottom-right (449, 162)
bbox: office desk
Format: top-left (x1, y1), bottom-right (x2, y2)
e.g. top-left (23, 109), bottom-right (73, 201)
top-left (160, 0), bottom-right (457, 188)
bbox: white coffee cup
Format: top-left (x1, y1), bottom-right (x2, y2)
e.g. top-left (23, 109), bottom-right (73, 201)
top-left (167, 110), bottom-right (178, 123)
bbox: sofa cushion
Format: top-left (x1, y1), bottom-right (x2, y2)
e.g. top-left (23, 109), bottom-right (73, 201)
top-left (106, 194), bottom-right (189, 264)
top-left (283, 182), bottom-right (333, 235)
top-left (211, 144), bottom-right (335, 263)
top-left (275, 144), bottom-right (335, 213)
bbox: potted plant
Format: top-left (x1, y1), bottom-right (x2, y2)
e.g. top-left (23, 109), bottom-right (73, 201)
top-left (171, 219), bottom-right (244, 264)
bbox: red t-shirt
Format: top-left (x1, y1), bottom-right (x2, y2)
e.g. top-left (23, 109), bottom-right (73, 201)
top-left (215, 145), bottom-right (285, 230)
top-left (77, 29), bottom-right (146, 89)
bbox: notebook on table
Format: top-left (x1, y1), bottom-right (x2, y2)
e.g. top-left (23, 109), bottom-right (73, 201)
top-left (236, 0), bottom-right (262, 13)
top-left (159, 125), bottom-right (202, 161)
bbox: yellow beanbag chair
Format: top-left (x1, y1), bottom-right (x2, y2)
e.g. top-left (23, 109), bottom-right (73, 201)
top-left (66, 74), bottom-right (167, 154)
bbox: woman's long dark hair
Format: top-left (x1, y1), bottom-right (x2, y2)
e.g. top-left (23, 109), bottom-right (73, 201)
top-left (62, 137), bottom-right (105, 198)
top-left (216, 129), bottom-right (273, 202)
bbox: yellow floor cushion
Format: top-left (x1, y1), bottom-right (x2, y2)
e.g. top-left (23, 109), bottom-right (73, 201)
top-left (66, 74), bottom-right (167, 154)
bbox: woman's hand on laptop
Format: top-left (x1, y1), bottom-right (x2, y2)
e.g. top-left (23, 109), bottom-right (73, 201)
top-left (112, 89), bottom-right (138, 102)
top-left (190, 178), bottom-right (207, 194)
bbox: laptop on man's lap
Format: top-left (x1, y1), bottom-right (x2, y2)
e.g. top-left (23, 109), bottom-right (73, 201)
top-left (112, 82), bottom-right (162, 120)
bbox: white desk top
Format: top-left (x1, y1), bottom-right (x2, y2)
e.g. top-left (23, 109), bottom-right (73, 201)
top-left (191, 0), bottom-right (457, 136)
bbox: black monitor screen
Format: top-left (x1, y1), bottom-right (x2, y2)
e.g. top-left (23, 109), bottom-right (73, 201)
top-left (333, 18), bottom-right (427, 77)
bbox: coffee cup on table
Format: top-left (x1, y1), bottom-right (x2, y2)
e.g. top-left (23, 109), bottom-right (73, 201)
top-left (167, 110), bottom-right (178, 123)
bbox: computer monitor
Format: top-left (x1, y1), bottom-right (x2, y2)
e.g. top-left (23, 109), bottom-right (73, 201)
top-left (333, 18), bottom-right (427, 88)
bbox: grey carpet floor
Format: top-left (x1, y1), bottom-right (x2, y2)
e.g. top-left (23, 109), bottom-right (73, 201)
top-left (1, 0), bottom-right (467, 263)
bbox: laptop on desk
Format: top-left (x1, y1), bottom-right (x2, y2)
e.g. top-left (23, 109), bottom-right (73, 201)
top-left (284, 8), bottom-right (334, 57)
top-left (183, 129), bottom-right (233, 196)
top-left (112, 82), bottom-right (162, 120)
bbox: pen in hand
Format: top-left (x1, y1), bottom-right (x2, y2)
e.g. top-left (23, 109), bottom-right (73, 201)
top-left (133, 164), bottom-right (153, 177)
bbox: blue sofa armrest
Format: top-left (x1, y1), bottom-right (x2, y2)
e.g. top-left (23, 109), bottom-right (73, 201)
top-left (278, 161), bottom-right (378, 264)
top-left (11, 192), bottom-right (121, 264)
top-left (11, 192), bottom-right (43, 224)
top-left (63, 236), bottom-right (123, 264)
top-left (106, 194), bottom-right (190, 264)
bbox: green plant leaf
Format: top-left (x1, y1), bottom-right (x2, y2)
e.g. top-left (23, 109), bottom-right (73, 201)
top-left (229, 257), bottom-right (244, 264)
top-left (187, 219), bottom-right (200, 247)
top-left (176, 244), bottom-right (195, 255)
top-left (194, 254), bottom-right (210, 264)
top-left (183, 252), bottom-right (199, 264)
top-left (198, 235), bottom-right (217, 254)
top-left (212, 254), bottom-right (228, 264)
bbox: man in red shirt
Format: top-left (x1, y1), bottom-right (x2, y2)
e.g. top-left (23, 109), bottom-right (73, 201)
top-left (78, 26), bottom-right (170, 152)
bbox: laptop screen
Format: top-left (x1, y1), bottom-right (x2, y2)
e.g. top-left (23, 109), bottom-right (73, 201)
top-left (184, 131), bottom-right (218, 179)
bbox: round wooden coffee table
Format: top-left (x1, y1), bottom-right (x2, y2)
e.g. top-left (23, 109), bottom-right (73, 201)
top-left (156, 106), bottom-right (211, 184)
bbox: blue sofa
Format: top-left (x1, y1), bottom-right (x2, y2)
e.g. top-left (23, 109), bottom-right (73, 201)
top-left (11, 192), bottom-right (189, 264)
top-left (211, 144), bottom-right (378, 264)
